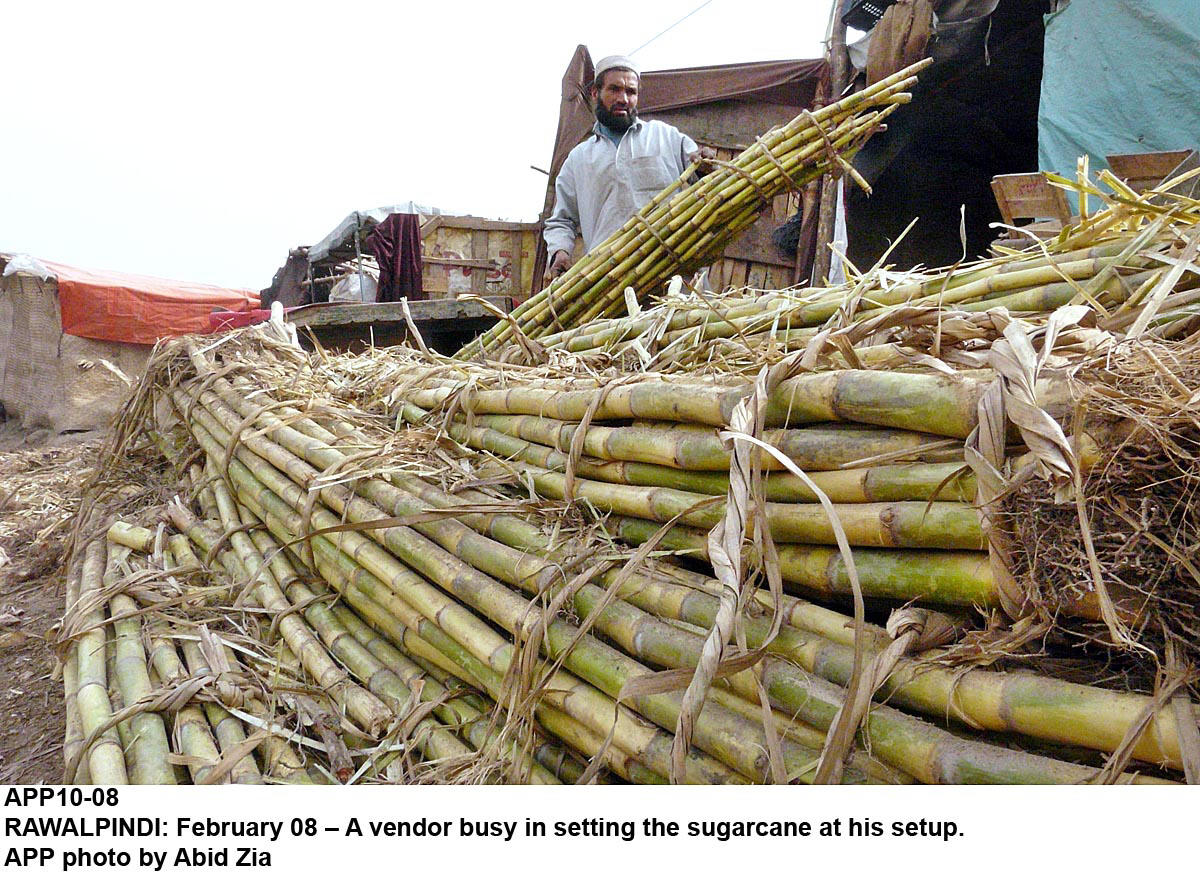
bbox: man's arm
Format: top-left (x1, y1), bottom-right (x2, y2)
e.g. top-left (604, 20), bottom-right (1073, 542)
top-left (543, 160), bottom-right (581, 280)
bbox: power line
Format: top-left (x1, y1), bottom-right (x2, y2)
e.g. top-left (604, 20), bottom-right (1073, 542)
top-left (629, 0), bottom-right (716, 56)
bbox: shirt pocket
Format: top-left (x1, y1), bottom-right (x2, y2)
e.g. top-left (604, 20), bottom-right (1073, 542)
top-left (628, 155), bottom-right (675, 195)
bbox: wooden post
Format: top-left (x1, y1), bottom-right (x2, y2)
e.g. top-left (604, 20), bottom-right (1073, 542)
top-left (352, 212), bottom-right (368, 302)
top-left (812, 0), bottom-right (851, 286)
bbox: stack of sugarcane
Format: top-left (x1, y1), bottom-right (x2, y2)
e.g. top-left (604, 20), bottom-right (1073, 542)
top-left (63, 328), bottom-right (1200, 784)
top-left (60, 521), bottom-right (324, 785)
top-left (456, 60), bottom-right (932, 361)
top-left (505, 170), bottom-right (1200, 369)
top-left (62, 482), bottom-right (590, 785)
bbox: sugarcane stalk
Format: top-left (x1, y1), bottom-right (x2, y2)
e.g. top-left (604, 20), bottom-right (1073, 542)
top-left (177, 640), bottom-right (264, 785)
top-left (455, 413), bottom-right (961, 471)
top-left (72, 540), bottom-right (128, 785)
top-left (62, 561), bottom-right (90, 784)
top-left (608, 515), bottom-right (998, 608)
top-left (411, 402), bottom-right (975, 502)
top-left (498, 458), bottom-right (984, 549)
top-left (145, 624), bottom-right (224, 784)
top-left (107, 521), bottom-right (156, 553)
top-left (108, 583), bottom-right (176, 784)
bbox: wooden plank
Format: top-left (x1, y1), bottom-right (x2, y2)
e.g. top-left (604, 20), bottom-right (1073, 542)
top-left (435, 216), bottom-right (539, 232)
top-left (286, 296), bottom-right (510, 329)
top-left (419, 215), bottom-right (444, 238)
top-left (747, 263), bottom-right (767, 288)
top-left (709, 259), bottom-right (727, 290)
top-left (470, 230), bottom-right (488, 296)
top-left (509, 229), bottom-right (524, 299)
top-left (424, 256), bottom-right (496, 269)
top-left (720, 219), bottom-right (794, 268)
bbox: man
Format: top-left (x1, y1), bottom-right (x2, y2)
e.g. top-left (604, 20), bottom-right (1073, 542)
top-left (543, 55), bottom-right (707, 281)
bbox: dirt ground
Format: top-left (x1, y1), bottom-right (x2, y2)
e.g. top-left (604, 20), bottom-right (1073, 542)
top-left (0, 422), bottom-right (102, 783)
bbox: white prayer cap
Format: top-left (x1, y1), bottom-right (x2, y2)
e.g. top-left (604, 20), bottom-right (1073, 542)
top-left (594, 55), bottom-right (639, 80)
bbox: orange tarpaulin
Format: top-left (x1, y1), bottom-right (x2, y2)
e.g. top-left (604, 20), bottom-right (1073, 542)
top-left (44, 260), bottom-right (259, 345)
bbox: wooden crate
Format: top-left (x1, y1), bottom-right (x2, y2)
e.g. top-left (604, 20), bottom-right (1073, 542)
top-left (421, 216), bottom-right (540, 301)
top-left (1107, 149), bottom-right (1199, 196)
top-left (991, 172), bottom-right (1074, 239)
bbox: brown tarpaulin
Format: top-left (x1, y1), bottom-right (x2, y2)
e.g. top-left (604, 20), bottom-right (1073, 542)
top-left (532, 46), bottom-right (827, 292)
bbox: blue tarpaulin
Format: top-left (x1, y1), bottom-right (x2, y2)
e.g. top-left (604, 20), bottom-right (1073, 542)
top-left (1039, 0), bottom-right (1200, 184)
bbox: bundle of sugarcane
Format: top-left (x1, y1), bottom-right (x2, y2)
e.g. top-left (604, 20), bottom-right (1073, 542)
top-left (77, 328), bottom-right (1197, 784)
top-left (456, 60), bottom-right (932, 360)
top-left (61, 493), bottom-right (587, 785)
top-left (522, 173), bottom-right (1200, 369)
top-left (60, 522), bottom-right (322, 785)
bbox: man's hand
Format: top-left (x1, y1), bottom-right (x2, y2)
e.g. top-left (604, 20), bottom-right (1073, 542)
top-left (545, 249), bottom-right (572, 281)
top-left (688, 146), bottom-right (717, 177)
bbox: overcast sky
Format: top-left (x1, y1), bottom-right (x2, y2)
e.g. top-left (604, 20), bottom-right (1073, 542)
top-left (2, 1), bottom-right (832, 289)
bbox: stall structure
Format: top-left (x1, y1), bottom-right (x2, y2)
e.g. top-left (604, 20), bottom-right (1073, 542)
top-left (0, 255), bottom-right (257, 432)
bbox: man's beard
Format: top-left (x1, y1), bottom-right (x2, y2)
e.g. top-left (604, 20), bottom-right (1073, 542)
top-left (595, 100), bottom-right (636, 132)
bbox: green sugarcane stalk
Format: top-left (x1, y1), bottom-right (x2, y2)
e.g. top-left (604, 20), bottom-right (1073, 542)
top-left (608, 515), bottom-right (998, 608)
top-left (498, 459), bottom-right (984, 550)
top-left (72, 540), bottom-right (128, 785)
top-left (145, 624), bottom-right (224, 784)
top-left (457, 413), bottom-right (961, 471)
top-left (412, 403), bottom-right (975, 502)
top-left (108, 586), bottom-right (176, 784)
top-left (177, 640), bottom-right (264, 785)
top-left (396, 366), bottom-right (1014, 437)
top-left (107, 521), bottom-right (155, 553)
top-left (62, 561), bottom-right (91, 784)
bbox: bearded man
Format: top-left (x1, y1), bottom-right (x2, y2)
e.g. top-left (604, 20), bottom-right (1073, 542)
top-left (543, 55), bottom-right (707, 281)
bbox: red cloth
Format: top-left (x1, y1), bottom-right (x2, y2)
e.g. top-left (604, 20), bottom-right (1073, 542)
top-left (365, 213), bottom-right (425, 302)
top-left (43, 260), bottom-right (259, 345)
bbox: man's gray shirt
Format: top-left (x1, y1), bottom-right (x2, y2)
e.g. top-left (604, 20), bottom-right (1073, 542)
top-left (544, 119), bottom-right (697, 256)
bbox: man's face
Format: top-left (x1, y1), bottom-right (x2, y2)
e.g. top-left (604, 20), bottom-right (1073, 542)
top-left (592, 69), bottom-right (639, 132)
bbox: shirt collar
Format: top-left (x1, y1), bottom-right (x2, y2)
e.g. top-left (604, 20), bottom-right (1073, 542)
top-left (592, 118), bottom-right (643, 141)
